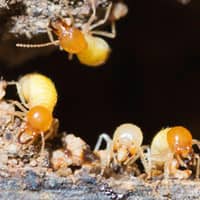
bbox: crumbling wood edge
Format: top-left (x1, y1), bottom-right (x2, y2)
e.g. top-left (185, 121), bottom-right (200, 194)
top-left (0, 170), bottom-right (200, 200)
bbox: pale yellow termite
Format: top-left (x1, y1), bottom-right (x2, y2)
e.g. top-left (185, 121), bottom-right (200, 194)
top-left (7, 73), bottom-right (58, 153)
top-left (94, 123), bottom-right (150, 175)
top-left (150, 127), bottom-right (200, 179)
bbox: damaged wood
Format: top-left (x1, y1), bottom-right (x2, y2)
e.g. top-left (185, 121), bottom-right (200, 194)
top-left (1, 0), bottom-right (111, 38)
top-left (0, 170), bottom-right (200, 200)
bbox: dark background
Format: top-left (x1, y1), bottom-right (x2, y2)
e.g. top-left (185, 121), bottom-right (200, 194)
top-left (1, 0), bottom-right (200, 147)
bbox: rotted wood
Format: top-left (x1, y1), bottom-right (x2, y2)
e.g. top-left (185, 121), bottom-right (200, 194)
top-left (0, 170), bottom-right (200, 200)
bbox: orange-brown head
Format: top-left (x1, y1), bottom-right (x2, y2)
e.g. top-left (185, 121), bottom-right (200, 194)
top-left (26, 105), bottom-right (53, 132)
top-left (50, 18), bottom-right (87, 54)
top-left (167, 126), bottom-right (192, 157)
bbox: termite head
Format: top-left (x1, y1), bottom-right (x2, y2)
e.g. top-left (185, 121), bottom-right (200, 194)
top-left (49, 17), bottom-right (87, 54)
top-left (26, 105), bottom-right (53, 132)
top-left (49, 17), bottom-right (72, 37)
top-left (167, 126), bottom-right (193, 157)
top-left (112, 123), bottom-right (143, 163)
top-left (151, 126), bottom-right (193, 159)
top-left (18, 105), bottom-right (53, 144)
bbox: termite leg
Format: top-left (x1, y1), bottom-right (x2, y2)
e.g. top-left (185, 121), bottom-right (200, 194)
top-left (40, 131), bottom-right (45, 155)
top-left (89, 2), bottom-right (112, 31)
top-left (94, 133), bottom-right (112, 151)
top-left (94, 133), bottom-right (112, 174)
top-left (91, 21), bottom-right (116, 38)
top-left (47, 28), bottom-right (60, 46)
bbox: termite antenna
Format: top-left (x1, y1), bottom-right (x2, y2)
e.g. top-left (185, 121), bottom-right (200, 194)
top-left (16, 40), bottom-right (59, 48)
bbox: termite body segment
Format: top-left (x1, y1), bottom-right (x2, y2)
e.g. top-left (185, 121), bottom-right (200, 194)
top-left (16, 73), bottom-right (57, 113)
top-left (76, 34), bottom-right (111, 66)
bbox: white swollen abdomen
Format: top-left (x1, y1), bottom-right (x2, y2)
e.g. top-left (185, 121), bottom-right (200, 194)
top-left (18, 73), bottom-right (57, 112)
top-left (76, 34), bottom-right (111, 67)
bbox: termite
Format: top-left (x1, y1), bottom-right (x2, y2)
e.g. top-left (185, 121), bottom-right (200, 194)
top-left (94, 123), bottom-right (150, 176)
top-left (15, 1), bottom-right (127, 67)
top-left (7, 73), bottom-right (58, 153)
top-left (150, 126), bottom-right (200, 179)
